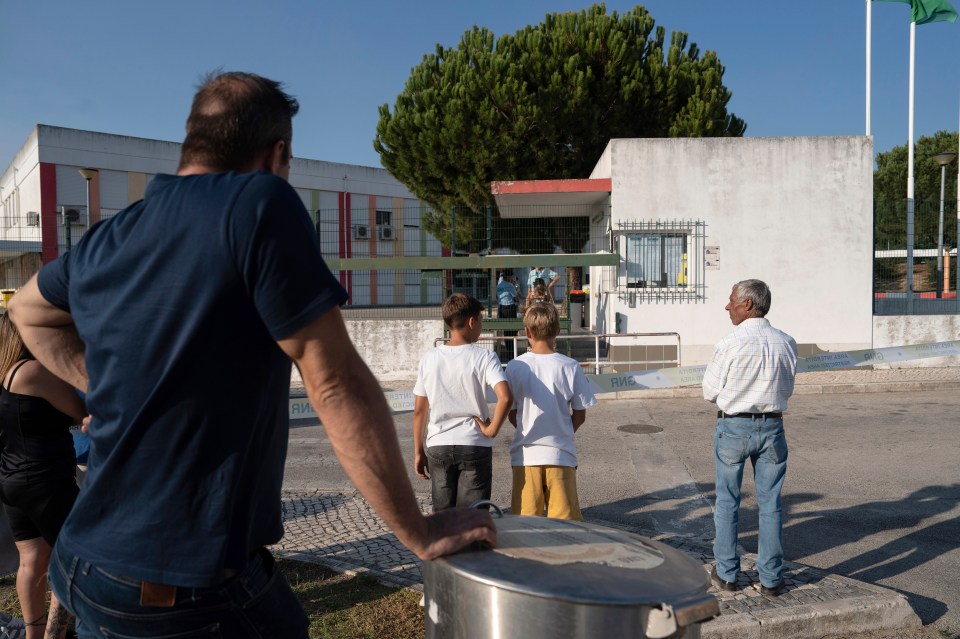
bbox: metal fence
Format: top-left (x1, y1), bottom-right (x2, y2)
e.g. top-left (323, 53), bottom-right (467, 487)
top-left (436, 332), bottom-right (682, 373)
top-left (874, 199), bottom-right (960, 315)
top-left (314, 205), bottom-right (598, 312)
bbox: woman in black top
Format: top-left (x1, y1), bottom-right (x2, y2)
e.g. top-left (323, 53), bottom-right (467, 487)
top-left (0, 314), bottom-right (85, 639)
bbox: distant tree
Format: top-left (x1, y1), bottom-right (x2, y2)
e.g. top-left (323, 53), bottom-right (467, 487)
top-left (875, 130), bottom-right (959, 250)
top-left (374, 3), bottom-right (745, 252)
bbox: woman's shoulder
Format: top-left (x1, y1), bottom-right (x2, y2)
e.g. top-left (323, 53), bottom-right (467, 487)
top-left (7, 360), bottom-right (66, 396)
top-left (4, 359), bottom-right (39, 388)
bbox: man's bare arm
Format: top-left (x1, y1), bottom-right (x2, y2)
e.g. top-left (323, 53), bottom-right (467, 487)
top-left (278, 306), bottom-right (495, 559)
top-left (7, 275), bottom-right (88, 392)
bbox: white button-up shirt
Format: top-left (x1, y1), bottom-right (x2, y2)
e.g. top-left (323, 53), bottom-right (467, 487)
top-left (702, 317), bottom-right (798, 414)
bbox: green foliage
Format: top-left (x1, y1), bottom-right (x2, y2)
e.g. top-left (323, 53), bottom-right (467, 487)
top-left (875, 130), bottom-right (959, 210)
top-left (375, 4), bottom-right (745, 251)
top-left (874, 130), bottom-right (959, 250)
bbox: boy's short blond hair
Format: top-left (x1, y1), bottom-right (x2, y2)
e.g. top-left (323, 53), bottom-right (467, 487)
top-left (442, 293), bottom-right (483, 329)
top-left (523, 302), bottom-right (560, 340)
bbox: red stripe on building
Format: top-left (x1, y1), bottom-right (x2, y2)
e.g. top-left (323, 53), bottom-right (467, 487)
top-left (368, 195), bottom-right (377, 305)
top-left (345, 193), bottom-right (353, 300)
top-left (39, 163), bottom-right (58, 264)
top-left (490, 178), bottom-right (612, 195)
top-left (337, 192), bottom-right (347, 288)
top-left (89, 173), bottom-right (101, 225)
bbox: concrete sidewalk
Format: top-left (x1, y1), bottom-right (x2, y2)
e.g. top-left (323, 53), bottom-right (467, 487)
top-left (279, 366), bottom-right (953, 638)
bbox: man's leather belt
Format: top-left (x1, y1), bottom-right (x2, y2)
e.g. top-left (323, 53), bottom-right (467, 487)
top-left (717, 411), bottom-right (783, 419)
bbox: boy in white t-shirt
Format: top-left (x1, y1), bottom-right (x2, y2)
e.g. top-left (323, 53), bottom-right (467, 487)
top-left (413, 294), bottom-right (512, 511)
top-left (505, 303), bottom-right (597, 520)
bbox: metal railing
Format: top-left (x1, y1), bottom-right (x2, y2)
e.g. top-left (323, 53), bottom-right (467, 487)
top-left (435, 332), bottom-right (682, 373)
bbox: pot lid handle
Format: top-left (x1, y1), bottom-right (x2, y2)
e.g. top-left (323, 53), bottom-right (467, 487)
top-left (469, 500), bottom-right (503, 518)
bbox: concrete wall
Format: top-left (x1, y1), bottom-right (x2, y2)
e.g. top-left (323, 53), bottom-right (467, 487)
top-left (345, 319), bottom-right (444, 381)
top-left (590, 137), bottom-right (874, 365)
top-left (874, 315), bottom-right (960, 366)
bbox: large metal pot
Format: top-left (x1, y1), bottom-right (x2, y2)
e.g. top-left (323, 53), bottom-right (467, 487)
top-left (423, 514), bottom-right (718, 639)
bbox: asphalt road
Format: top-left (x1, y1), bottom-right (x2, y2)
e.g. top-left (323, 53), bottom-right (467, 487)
top-left (287, 388), bottom-right (960, 637)
top-left (633, 391), bottom-right (960, 636)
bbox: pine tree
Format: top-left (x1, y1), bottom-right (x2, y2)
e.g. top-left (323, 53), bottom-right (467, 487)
top-left (374, 4), bottom-right (745, 250)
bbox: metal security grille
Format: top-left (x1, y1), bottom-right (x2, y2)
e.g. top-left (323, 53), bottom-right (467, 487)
top-left (874, 198), bottom-right (960, 315)
top-left (612, 219), bottom-right (706, 304)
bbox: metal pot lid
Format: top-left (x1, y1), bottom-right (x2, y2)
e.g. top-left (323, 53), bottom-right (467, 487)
top-left (431, 515), bottom-right (715, 614)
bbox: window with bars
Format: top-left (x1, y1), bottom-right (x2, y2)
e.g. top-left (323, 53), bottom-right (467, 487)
top-left (613, 219), bottom-right (706, 303)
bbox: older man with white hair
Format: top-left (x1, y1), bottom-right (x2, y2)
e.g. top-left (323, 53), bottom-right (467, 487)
top-left (702, 279), bottom-right (797, 597)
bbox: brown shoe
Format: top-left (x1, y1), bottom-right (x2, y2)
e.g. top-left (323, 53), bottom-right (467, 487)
top-left (710, 565), bottom-right (737, 592)
top-left (760, 580), bottom-right (784, 596)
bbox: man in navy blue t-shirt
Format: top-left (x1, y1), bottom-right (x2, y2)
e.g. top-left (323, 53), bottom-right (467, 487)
top-left (9, 72), bottom-right (495, 638)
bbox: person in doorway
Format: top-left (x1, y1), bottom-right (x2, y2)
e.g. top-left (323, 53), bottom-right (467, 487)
top-left (504, 303), bottom-right (596, 520)
top-left (527, 277), bottom-right (552, 308)
top-left (0, 314), bottom-right (85, 639)
top-left (702, 279), bottom-right (797, 597)
top-left (413, 293), bottom-right (512, 511)
top-left (527, 266), bottom-right (559, 302)
top-left (8, 71), bottom-right (495, 638)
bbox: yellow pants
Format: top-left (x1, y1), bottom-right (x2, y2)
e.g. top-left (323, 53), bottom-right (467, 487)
top-left (511, 465), bottom-right (582, 521)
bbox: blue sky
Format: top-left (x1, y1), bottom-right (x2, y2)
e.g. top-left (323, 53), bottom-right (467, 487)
top-left (2, 1), bottom-right (958, 171)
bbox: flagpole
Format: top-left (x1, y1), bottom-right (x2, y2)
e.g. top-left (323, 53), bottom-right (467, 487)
top-left (867, 0), bottom-right (872, 135)
top-left (906, 21), bottom-right (916, 311)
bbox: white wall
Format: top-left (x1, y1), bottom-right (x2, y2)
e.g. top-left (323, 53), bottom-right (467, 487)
top-left (873, 315), bottom-right (960, 366)
top-left (590, 137), bottom-right (874, 364)
top-left (345, 319), bottom-right (444, 380)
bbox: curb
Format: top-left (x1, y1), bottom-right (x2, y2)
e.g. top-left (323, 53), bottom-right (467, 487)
top-left (702, 559), bottom-right (921, 639)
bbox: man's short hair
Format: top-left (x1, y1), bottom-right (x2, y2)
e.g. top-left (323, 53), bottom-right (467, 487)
top-left (524, 302), bottom-right (560, 340)
top-left (734, 279), bottom-right (771, 317)
top-left (442, 293), bottom-right (483, 329)
top-left (178, 71), bottom-right (300, 172)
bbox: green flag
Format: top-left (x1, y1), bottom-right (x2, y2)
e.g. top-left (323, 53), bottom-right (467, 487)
top-left (874, 0), bottom-right (958, 24)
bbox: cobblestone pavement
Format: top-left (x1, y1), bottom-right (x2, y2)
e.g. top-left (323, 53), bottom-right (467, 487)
top-left (273, 490), bottom-right (919, 638)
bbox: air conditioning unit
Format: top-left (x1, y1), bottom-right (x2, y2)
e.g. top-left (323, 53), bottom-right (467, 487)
top-left (378, 225), bottom-right (395, 241)
top-left (64, 208), bottom-right (81, 224)
top-left (353, 224), bottom-right (370, 240)
top-left (26, 212), bottom-right (40, 227)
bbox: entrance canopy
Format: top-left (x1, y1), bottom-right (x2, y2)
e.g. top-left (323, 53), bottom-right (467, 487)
top-left (491, 179), bottom-right (611, 218)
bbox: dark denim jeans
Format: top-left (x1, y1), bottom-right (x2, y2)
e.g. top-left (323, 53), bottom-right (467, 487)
top-left (426, 445), bottom-right (493, 511)
top-left (49, 544), bottom-right (308, 638)
top-left (713, 415), bottom-right (788, 589)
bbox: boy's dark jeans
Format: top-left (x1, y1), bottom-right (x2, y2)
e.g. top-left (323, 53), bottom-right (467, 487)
top-left (426, 445), bottom-right (493, 511)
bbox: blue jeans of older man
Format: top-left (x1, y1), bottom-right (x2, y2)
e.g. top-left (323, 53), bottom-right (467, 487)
top-left (713, 415), bottom-right (788, 589)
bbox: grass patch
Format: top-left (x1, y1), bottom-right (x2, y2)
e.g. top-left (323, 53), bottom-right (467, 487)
top-left (0, 558), bottom-right (424, 639)
top-left (281, 559), bottom-right (424, 639)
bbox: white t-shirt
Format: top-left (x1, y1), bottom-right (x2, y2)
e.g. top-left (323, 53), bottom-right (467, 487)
top-left (413, 344), bottom-right (507, 447)
top-left (505, 352), bottom-right (597, 467)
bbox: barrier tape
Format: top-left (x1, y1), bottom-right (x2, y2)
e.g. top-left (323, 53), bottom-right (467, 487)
top-left (289, 340), bottom-right (960, 419)
top-left (586, 340), bottom-right (960, 395)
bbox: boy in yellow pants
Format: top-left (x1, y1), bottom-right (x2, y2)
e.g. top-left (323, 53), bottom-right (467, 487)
top-left (504, 303), bottom-right (596, 519)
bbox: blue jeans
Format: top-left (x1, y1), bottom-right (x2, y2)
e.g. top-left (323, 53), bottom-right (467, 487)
top-left (713, 415), bottom-right (788, 588)
top-left (49, 544), bottom-right (308, 638)
top-left (426, 445), bottom-right (493, 511)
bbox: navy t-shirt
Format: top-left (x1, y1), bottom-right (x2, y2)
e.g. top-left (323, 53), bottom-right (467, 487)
top-left (38, 171), bottom-right (347, 586)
